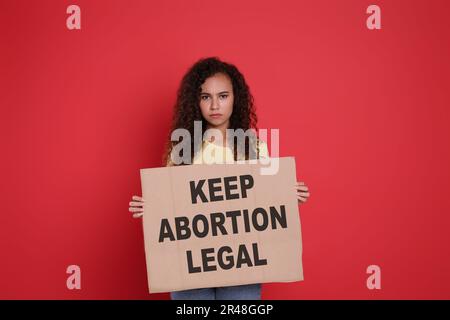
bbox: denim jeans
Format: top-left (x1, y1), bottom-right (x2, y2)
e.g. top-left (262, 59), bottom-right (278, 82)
top-left (170, 283), bottom-right (261, 300)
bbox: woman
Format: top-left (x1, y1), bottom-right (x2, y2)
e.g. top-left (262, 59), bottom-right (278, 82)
top-left (129, 57), bottom-right (310, 299)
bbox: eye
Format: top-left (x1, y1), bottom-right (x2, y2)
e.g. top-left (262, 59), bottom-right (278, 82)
top-left (219, 94), bottom-right (228, 99)
top-left (201, 95), bottom-right (210, 101)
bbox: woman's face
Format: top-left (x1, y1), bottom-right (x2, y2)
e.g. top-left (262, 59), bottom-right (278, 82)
top-left (199, 72), bottom-right (234, 130)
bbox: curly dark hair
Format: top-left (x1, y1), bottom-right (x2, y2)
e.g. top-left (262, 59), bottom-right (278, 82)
top-left (163, 57), bottom-right (259, 165)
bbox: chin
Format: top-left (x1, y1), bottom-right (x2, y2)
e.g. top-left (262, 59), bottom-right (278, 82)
top-left (208, 118), bottom-right (226, 127)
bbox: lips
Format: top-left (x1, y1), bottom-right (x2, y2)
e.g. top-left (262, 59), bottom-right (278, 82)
top-left (210, 114), bottom-right (222, 118)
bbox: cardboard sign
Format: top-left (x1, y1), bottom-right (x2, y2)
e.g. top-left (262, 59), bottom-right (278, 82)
top-left (140, 157), bottom-right (303, 293)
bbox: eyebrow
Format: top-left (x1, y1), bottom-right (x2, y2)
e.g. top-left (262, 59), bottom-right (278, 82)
top-left (200, 91), bottom-right (230, 95)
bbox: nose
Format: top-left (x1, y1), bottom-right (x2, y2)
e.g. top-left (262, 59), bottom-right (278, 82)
top-left (210, 96), bottom-right (220, 110)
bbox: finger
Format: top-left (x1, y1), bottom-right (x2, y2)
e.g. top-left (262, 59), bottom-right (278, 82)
top-left (129, 207), bottom-right (144, 213)
top-left (133, 212), bottom-right (144, 218)
top-left (295, 186), bottom-right (309, 192)
top-left (132, 195), bottom-right (145, 202)
top-left (297, 194), bottom-right (307, 200)
top-left (129, 201), bottom-right (144, 207)
top-left (297, 192), bottom-right (310, 197)
top-left (296, 181), bottom-right (305, 186)
top-left (297, 196), bottom-right (306, 203)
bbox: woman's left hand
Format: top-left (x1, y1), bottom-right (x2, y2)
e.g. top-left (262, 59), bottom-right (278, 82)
top-left (295, 181), bottom-right (310, 204)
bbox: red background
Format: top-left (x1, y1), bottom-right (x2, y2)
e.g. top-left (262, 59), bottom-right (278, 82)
top-left (1, 0), bottom-right (449, 299)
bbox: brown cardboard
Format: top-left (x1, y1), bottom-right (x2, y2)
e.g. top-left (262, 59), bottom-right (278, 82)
top-left (140, 157), bottom-right (303, 293)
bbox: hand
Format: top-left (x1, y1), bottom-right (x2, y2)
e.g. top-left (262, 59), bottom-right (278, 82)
top-left (295, 181), bottom-right (310, 204)
top-left (129, 195), bottom-right (145, 218)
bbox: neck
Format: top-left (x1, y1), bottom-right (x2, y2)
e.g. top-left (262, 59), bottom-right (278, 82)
top-left (206, 121), bottom-right (229, 146)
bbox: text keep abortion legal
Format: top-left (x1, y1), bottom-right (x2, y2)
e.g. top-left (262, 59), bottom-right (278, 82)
top-left (158, 174), bottom-right (289, 273)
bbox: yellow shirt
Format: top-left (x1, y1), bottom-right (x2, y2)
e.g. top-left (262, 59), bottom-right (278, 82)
top-left (193, 139), bottom-right (269, 164)
top-left (167, 139), bottom-right (269, 166)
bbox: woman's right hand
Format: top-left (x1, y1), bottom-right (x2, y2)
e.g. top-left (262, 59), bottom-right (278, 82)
top-left (129, 195), bottom-right (145, 218)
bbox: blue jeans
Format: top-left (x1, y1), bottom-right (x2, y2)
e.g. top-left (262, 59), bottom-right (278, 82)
top-left (170, 283), bottom-right (261, 300)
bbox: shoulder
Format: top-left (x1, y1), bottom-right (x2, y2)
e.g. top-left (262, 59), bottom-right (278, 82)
top-left (165, 156), bottom-right (174, 167)
top-left (257, 139), bottom-right (269, 158)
